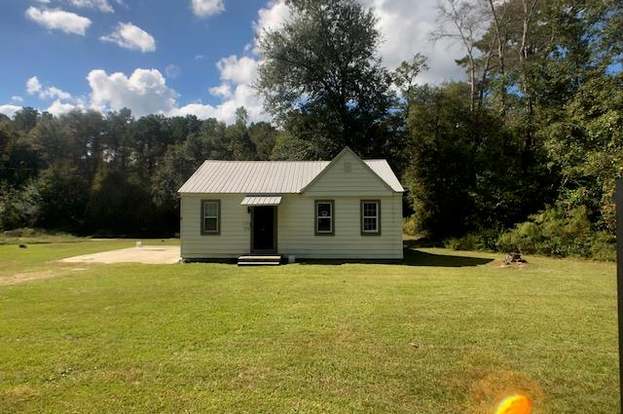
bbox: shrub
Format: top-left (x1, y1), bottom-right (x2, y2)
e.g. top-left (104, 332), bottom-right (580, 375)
top-left (444, 228), bottom-right (501, 251)
top-left (0, 182), bottom-right (41, 230)
top-left (496, 205), bottom-right (615, 259)
top-left (402, 215), bottom-right (418, 236)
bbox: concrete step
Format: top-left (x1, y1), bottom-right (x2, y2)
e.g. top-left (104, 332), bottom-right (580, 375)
top-left (237, 255), bottom-right (282, 266)
top-left (238, 261), bottom-right (281, 266)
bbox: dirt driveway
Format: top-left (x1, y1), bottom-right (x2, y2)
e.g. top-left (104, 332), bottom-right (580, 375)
top-left (60, 246), bottom-right (180, 265)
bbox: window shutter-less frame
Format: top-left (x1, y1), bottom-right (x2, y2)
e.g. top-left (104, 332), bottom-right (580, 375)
top-left (314, 200), bottom-right (335, 235)
top-left (201, 200), bottom-right (221, 235)
top-left (361, 200), bottom-right (381, 236)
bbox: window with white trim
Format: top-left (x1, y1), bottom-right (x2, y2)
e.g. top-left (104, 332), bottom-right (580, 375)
top-left (361, 200), bottom-right (380, 235)
top-left (201, 200), bottom-right (220, 235)
top-left (315, 200), bottom-right (334, 235)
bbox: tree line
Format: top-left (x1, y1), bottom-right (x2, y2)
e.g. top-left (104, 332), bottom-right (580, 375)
top-left (0, 107), bottom-right (277, 235)
top-left (1, 0), bottom-right (622, 258)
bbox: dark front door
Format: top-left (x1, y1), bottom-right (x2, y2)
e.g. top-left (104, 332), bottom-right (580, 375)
top-left (252, 206), bottom-right (276, 253)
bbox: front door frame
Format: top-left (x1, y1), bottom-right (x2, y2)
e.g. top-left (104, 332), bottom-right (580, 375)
top-left (250, 206), bottom-right (278, 254)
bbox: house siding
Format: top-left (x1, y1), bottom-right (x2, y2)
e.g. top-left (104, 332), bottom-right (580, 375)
top-left (278, 194), bottom-right (403, 259)
top-left (181, 194), bottom-right (250, 259)
top-left (180, 193), bottom-right (403, 260)
top-left (302, 149), bottom-right (395, 197)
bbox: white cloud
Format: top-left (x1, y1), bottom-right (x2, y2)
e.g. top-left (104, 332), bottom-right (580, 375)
top-left (0, 105), bottom-right (22, 118)
top-left (26, 76), bottom-right (42, 95)
top-left (217, 55), bottom-right (258, 85)
top-left (191, 0), bottom-right (224, 17)
top-left (100, 22), bottom-right (156, 52)
top-left (209, 84), bottom-right (231, 98)
top-left (26, 76), bottom-right (73, 101)
top-left (83, 67), bottom-right (266, 123)
top-left (25, 7), bottom-right (91, 36)
top-left (46, 99), bottom-right (85, 116)
top-left (253, 0), bottom-right (289, 51)
top-left (11, 96), bottom-right (24, 103)
top-left (360, 0), bottom-right (465, 83)
top-left (87, 69), bottom-right (178, 117)
top-left (66, 0), bottom-right (114, 13)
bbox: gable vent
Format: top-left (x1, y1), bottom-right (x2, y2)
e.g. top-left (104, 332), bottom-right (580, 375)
top-left (344, 161), bottom-right (352, 173)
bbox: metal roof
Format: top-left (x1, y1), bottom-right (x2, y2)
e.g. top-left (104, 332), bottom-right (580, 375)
top-left (241, 196), bottom-right (283, 206)
top-left (178, 150), bottom-right (404, 194)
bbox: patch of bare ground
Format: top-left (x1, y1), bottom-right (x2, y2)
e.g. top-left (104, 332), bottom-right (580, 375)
top-left (490, 259), bottom-right (528, 269)
top-left (1, 265), bottom-right (87, 286)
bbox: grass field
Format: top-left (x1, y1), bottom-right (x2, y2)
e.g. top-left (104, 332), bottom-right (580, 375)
top-left (0, 239), bottom-right (618, 413)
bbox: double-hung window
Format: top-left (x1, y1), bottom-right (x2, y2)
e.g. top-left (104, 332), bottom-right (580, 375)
top-left (201, 200), bottom-right (220, 235)
top-left (315, 200), bottom-right (334, 235)
top-left (361, 200), bottom-right (381, 235)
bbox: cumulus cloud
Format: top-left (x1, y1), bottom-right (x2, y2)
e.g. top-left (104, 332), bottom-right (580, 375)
top-left (209, 84), bottom-right (231, 98)
top-left (100, 22), bottom-right (156, 52)
top-left (360, 0), bottom-right (465, 83)
top-left (217, 55), bottom-right (258, 85)
top-left (25, 75), bottom-right (87, 116)
top-left (25, 7), bottom-right (91, 35)
top-left (253, 0), bottom-right (290, 51)
top-left (66, 0), bottom-right (114, 13)
top-left (26, 76), bottom-right (42, 95)
top-left (46, 99), bottom-right (85, 116)
top-left (191, 0), bottom-right (225, 17)
top-left (87, 69), bottom-right (178, 117)
top-left (0, 105), bottom-right (22, 118)
top-left (26, 76), bottom-right (73, 101)
top-left (11, 96), bottom-right (24, 103)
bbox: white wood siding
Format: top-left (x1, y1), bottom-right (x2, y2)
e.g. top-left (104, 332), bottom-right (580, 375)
top-left (180, 194), bottom-right (250, 259)
top-left (303, 149), bottom-right (394, 197)
top-left (180, 193), bottom-right (403, 260)
top-left (278, 194), bottom-right (403, 259)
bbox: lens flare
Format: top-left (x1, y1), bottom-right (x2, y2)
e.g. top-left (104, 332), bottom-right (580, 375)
top-left (495, 395), bottom-right (532, 414)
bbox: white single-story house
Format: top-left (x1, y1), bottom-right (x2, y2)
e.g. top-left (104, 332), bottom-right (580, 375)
top-left (178, 147), bottom-right (404, 262)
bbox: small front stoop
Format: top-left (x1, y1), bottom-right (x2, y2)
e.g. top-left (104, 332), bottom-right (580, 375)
top-left (238, 255), bottom-right (282, 266)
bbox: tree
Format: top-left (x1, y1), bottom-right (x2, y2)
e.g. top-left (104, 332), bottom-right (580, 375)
top-left (393, 53), bottom-right (429, 106)
top-left (432, 0), bottom-right (491, 111)
top-left (544, 73), bottom-right (623, 233)
top-left (256, 0), bottom-right (396, 158)
top-left (248, 122), bottom-right (278, 160)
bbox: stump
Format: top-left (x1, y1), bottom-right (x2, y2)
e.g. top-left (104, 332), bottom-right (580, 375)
top-left (504, 252), bottom-right (527, 265)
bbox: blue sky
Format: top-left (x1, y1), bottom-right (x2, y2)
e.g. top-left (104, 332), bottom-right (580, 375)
top-left (0, 0), bottom-right (466, 123)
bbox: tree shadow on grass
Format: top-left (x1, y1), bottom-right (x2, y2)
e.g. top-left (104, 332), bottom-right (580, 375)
top-left (402, 248), bottom-right (493, 267)
top-left (297, 243), bottom-right (493, 267)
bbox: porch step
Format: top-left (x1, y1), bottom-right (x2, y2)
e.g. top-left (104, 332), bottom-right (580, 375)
top-left (237, 255), bottom-right (282, 266)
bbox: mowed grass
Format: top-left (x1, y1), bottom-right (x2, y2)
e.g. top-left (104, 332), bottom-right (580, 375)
top-left (0, 241), bottom-right (618, 413)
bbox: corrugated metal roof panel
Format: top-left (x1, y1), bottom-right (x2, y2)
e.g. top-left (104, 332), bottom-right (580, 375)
top-left (178, 158), bottom-right (403, 194)
top-left (365, 160), bottom-right (405, 192)
top-left (241, 196), bottom-right (283, 206)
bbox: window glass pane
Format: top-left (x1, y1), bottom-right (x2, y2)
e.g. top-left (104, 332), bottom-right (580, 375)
top-left (364, 202), bottom-right (377, 217)
top-left (317, 202), bottom-right (331, 217)
top-left (204, 217), bottom-right (218, 232)
top-left (204, 202), bottom-right (218, 217)
top-left (363, 217), bottom-right (377, 231)
top-left (318, 217), bottom-right (332, 232)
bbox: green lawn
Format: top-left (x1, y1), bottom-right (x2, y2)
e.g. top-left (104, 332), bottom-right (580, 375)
top-left (0, 240), bottom-right (618, 413)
